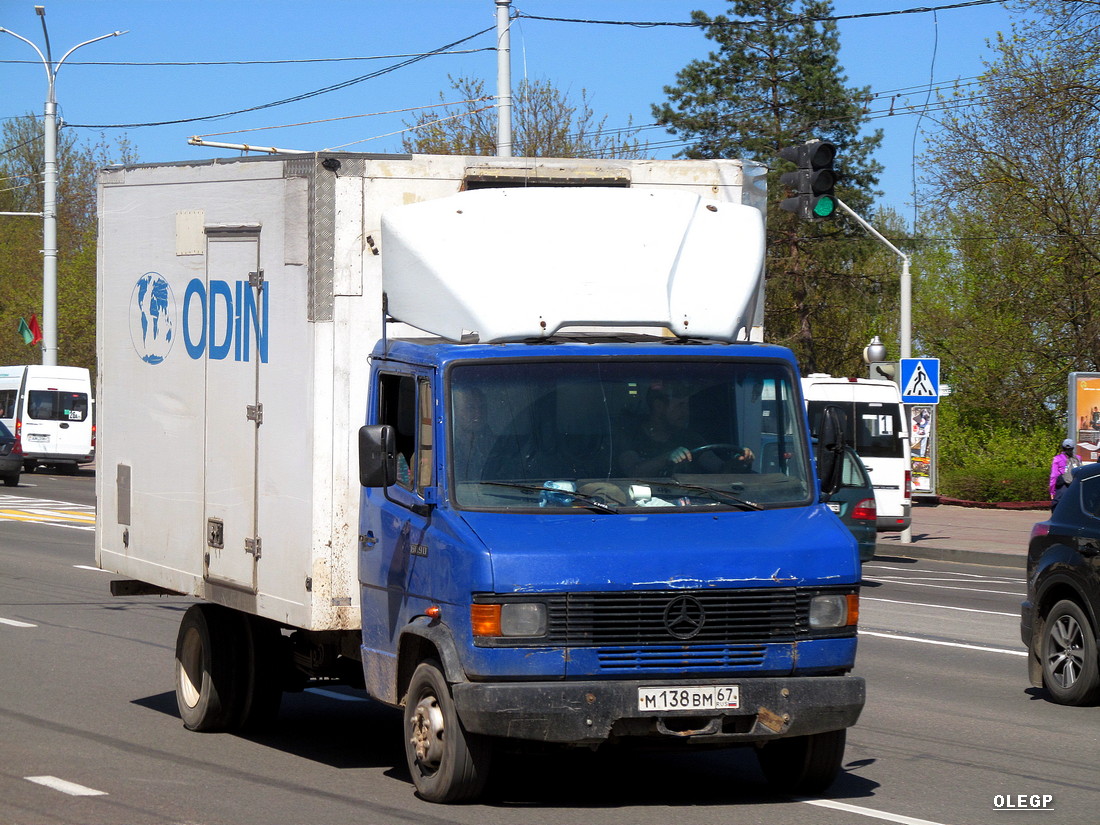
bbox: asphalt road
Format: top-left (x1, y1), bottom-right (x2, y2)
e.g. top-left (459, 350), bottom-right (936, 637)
top-left (1, 472), bottom-right (1096, 824)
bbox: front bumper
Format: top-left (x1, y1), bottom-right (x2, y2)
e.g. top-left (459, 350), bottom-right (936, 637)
top-left (452, 674), bottom-right (864, 745)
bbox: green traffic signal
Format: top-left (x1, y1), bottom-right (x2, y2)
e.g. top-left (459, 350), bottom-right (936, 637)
top-left (812, 195), bottom-right (836, 218)
top-left (776, 140), bottom-right (838, 222)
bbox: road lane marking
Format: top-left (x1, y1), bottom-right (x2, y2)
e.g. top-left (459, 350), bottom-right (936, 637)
top-left (866, 564), bottom-right (1024, 583)
top-left (74, 565), bottom-right (110, 573)
top-left (861, 629), bottom-right (1027, 656)
top-left (862, 579), bottom-right (1022, 597)
top-left (25, 776), bottom-right (107, 797)
top-left (0, 494), bottom-right (95, 531)
top-left (801, 798), bottom-right (950, 825)
top-left (0, 617), bottom-right (37, 628)
top-left (863, 596), bottom-right (1018, 617)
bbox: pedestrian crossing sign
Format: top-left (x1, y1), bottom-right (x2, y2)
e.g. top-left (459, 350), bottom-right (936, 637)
top-left (900, 358), bottom-right (940, 403)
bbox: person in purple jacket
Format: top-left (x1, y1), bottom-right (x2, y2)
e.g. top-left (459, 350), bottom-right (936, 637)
top-left (1050, 438), bottom-right (1081, 509)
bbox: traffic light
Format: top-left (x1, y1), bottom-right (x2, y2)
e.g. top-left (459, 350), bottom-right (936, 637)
top-left (777, 140), bottom-right (837, 221)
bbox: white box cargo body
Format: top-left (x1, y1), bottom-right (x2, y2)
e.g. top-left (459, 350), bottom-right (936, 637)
top-left (95, 153), bottom-right (766, 632)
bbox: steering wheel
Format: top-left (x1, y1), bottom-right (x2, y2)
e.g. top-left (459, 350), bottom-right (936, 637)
top-left (690, 443), bottom-right (754, 473)
top-left (690, 443), bottom-right (744, 459)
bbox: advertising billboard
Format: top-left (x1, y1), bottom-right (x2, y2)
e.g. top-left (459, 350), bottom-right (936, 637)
top-left (1068, 372), bottom-right (1100, 465)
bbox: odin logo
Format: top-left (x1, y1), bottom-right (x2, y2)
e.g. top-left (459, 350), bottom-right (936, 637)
top-left (129, 272), bottom-right (176, 364)
top-left (130, 275), bottom-right (270, 364)
top-left (182, 278), bottom-right (269, 363)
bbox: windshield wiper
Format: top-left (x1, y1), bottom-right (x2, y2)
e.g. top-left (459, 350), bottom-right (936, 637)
top-left (635, 480), bottom-right (762, 510)
top-left (478, 481), bottom-right (619, 513)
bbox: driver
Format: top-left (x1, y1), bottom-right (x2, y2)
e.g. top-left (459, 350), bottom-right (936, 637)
top-left (617, 387), bottom-right (753, 476)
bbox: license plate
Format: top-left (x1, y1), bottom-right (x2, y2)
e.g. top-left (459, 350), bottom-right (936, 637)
top-left (826, 502), bottom-right (841, 513)
top-left (638, 685), bottom-right (740, 711)
top-left (27, 434), bottom-right (49, 442)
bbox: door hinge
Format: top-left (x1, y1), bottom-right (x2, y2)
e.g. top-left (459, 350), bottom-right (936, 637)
top-left (247, 403), bottom-right (263, 425)
top-left (245, 536), bottom-right (262, 558)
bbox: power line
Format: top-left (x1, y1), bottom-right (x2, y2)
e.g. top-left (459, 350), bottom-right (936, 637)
top-left (514, 1), bottom-right (1007, 29)
top-left (64, 26), bottom-right (495, 131)
top-left (0, 48), bottom-right (491, 68)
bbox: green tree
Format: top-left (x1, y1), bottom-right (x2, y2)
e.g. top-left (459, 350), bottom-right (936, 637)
top-left (920, 12), bottom-right (1100, 434)
top-left (402, 75), bottom-right (644, 159)
top-left (0, 114), bottom-right (134, 372)
top-left (653, 0), bottom-right (886, 375)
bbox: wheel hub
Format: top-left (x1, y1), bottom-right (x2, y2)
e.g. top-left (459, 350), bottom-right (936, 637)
top-left (178, 626), bottom-right (203, 709)
top-left (1048, 615), bottom-right (1085, 688)
top-left (410, 695), bottom-right (445, 768)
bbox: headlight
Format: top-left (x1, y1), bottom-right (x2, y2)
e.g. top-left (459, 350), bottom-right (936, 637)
top-left (809, 593), bottom-right (859, 629)
top-left (471, 602), bottom-right (547, 637)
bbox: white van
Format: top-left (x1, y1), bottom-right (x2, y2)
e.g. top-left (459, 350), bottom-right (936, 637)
top-left (0, 365), bottom-right (95, 472)
top-left (802, 374), bottom-right (911, 531)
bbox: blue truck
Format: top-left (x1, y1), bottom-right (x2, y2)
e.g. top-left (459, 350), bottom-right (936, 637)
top-left (96, 154), bottom-right (863, 803)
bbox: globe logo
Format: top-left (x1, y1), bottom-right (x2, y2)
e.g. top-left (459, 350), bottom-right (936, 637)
top-left (129, 272), bottom-right (176, 364)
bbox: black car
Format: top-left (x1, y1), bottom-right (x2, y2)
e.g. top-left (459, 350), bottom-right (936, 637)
top-left (1022, 460), bottom-right (1100, 705)
top-left (0, 420), bottom-right (21, 487)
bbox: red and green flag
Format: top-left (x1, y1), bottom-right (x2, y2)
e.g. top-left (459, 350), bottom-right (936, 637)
top-left (17, 314), bottom-right (42, 346)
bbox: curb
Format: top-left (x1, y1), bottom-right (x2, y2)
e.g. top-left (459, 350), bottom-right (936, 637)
top-left (933, 497), bottom-right (1049, 512)
top-left (872, 541), bottom-right (1026, 569)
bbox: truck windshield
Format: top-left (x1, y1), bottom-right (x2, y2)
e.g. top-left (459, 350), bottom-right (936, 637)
top-left (449, 359), bottom-right (811, 511)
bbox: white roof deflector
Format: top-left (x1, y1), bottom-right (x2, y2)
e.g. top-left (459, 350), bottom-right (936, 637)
top-left (381, 187), bottom-right (765, 343)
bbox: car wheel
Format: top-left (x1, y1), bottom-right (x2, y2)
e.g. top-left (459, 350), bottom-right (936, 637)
top-left (1041, 599), bottom-right (1100, 706)
top-left (235, 614), bottom-right (285, 731)
top-left (174, 604), bottom-right (245, 731)
top-left (756, 728), bottom-right (847, 795)
top-left (1, 472), bottom-right (18, 487)
top-left (404, 659), bottom-right (493, 803)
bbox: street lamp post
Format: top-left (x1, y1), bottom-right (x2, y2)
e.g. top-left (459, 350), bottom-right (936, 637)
top-left (495, 0), bottom-right (513, 158)
top-left (0, 7), bottom-right (125, 366)
top-left (836, 199), bottom-right (911, 359)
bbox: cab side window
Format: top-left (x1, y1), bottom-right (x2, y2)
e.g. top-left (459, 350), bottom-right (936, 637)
top-left (378, 373), bottom-right (433, 496)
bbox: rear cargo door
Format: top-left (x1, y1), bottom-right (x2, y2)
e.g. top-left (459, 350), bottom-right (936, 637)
top-left (203, 226), bottom-right (262, 592)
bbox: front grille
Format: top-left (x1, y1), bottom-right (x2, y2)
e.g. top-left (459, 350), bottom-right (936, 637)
top-left (475, 587), bottom-right (854, 647)
top-left (597, 644), bottom-right (768, 670)
top-left (546, 589), bottom-right (806, 645)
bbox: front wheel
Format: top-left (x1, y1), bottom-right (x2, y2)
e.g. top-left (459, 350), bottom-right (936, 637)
top-left (404, 659), bottom-right (493, 803)
top-left (756, 728), bottom-right (846, 795)
top-left (1041, 599), bottom-right (1100, 705)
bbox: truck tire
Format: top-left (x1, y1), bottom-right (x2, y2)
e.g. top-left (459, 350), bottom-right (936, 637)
top-left (756, 728), bottom-right (846, 795)
top-left (235, 615), bottom-right (285, 731)
top-left (174, 604), bottom-right (244, 731)
top-left (1041, 599), bottom-right (1100, 706)
top-left (404, 659), bottom-right (493, 803)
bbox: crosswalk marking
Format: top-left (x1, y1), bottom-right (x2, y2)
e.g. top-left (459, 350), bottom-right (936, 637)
top-left (0, 494), bottom-right (95, 531)
top-left (25, 776), bottom-right (107, 797)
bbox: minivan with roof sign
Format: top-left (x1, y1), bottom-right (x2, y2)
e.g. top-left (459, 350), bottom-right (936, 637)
top-left (803, 374), bottom-right (911, 532)
top-left (0, 365), bottom-right (94, 473)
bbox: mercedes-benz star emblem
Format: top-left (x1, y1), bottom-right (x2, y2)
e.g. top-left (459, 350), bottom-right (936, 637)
top-left (663, 595), bottom-right (706, 640)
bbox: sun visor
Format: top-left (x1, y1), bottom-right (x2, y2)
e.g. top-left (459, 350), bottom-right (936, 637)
top-left (381, 186), bottom-right (765, 343)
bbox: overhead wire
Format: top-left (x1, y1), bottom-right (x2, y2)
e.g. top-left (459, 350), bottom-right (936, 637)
top-left (0, 48), bottom-right (491, 68)
top-left (512, 1), bottom-right (1007, 29)
top-left (63, 26), bottom-right (496, 130)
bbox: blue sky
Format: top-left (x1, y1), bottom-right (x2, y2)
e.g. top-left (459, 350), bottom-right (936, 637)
top-left (1, 0), bottom-right (1019, 219)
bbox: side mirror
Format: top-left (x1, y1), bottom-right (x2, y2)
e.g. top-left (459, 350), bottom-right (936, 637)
top-left (816, 405), bottom-right (846, 496)
top-left (359, 424), bottom-right (397, 487)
